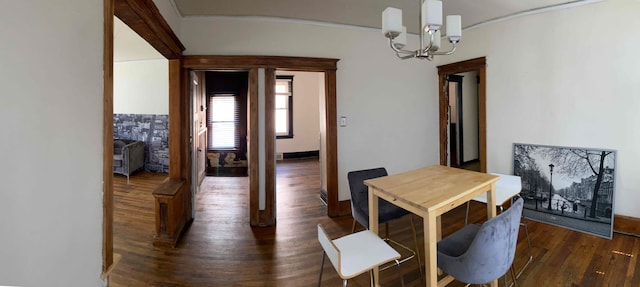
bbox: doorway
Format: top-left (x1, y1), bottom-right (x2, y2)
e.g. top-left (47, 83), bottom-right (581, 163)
top-left (182, 56), bottom-right (341, 226)
top-left (437, 58), bottom-right (487, 172)
top-left (447, 71), bottom-right (480, 171)
top-left (274, 70), bottom-right (324, 220)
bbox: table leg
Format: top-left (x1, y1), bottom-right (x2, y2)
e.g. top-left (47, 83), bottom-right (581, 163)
top-left (486, 182), bottom-right (498, 287)
top-left (424, 213), bottom-right (438, 287)
top-left (368, 187), bottom-right (380, 286)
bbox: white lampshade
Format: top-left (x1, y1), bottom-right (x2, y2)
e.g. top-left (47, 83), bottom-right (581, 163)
top-left (382, 7), bottom-right (403, 37)
top-left (394, 26), bottom-right (407, 49)
top-left (446, 15), bottom-right (462, 43)
top-left (421, 0), bottom-right (442, 32)
top-left (428, 30), bottom-right (441, 52)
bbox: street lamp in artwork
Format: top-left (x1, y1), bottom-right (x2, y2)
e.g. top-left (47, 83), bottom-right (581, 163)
top-left (547, 163), bottom-right (555, 210)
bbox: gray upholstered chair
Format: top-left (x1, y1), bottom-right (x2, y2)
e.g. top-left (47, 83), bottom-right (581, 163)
top-left (437, 197), bottom-right (524, 287)
top-left (113, 139), bottom-right (145, 183)
top-left (347, 168), bottom-right (422, 278)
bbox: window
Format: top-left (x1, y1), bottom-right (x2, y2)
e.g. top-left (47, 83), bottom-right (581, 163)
top-left (208, 94), bottom-right (239, 149)
top-left (275, 76), bottom-right (293, 138)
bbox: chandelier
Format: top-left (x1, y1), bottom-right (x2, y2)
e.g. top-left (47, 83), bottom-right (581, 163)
top-left (382, 0), bottom-right (461, 60)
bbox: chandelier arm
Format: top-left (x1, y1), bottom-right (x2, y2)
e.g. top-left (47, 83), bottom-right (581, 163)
top-left (420, 30), bottom-right (435, 55)
top-left (397, 53), bottom-right (419, 60)
top-left (388, 38), bottom-right (416, 55)
top-left (429, 44), bottom-right (457, 56)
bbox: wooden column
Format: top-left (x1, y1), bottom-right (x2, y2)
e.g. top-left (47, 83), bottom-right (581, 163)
top-left (249, 69), bottom-right (260, 226)
top-left (260, 68), bottom-right (276, 225)
top-left (102, 0), bottom-right (114, 276)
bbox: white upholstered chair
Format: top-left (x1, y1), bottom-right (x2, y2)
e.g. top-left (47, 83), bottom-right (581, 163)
top-left (317, 224), bottom-right (401, 287)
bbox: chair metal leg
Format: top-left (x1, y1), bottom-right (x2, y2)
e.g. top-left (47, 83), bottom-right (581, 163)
top-left (515, 221), bottom-right (534, 279)
top-left (343, 279), bottom-right (348, 287)
top-left (510, 265), bottom-right (519, 287)
top-left (369, 270), bottom-right (375, 287)
top-left (465, 201), bottom-right (471, 225)
top-left (318, 252), bottom-right (326, 287)
top-left (409, 215), bottom-right (424, 280)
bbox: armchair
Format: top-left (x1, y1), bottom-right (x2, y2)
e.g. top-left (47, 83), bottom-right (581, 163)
top-left (113, 139), bottom-right (145, 182)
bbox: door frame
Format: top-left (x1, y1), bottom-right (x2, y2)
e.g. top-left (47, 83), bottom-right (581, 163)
top-left (103, 0), bottom-right (185, 276)
top-left (183, 56), bottom-right (343, 226)
top-left (437, 57), bottom-right (487, 172)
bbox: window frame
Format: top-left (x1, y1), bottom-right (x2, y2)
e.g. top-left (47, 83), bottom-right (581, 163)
top-left (275, 75), bottom-right (294, 139)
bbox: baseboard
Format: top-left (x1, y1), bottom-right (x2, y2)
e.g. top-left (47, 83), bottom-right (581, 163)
top-left (338, 200), bottom-right (352, 217)
top-left (281, 150), bottom-right (319, 160)
top-left (462, 158), bottom-right (479, 166)
top-left (614, 214), bottom-right (640, 237)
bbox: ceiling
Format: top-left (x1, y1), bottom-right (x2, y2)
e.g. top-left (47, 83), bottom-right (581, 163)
top-left (172, 0), bottom-right (598, 34)
top-left (114, 17), bottom-right (163, 62)
top-left (114, 0), bottom-right (600, 61)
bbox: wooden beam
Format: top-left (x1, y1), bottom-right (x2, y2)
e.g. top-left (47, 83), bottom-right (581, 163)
top-left (102, 0), bottom-right (115, 275)
top-left (114, 0), bottom-right (184, 59)
top-left (183, 55), bottom-right (338, 71)
top-left (324, 70), bottom-right (343, 217)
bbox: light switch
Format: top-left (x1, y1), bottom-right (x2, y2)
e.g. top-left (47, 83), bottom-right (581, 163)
top-left (339, 116), bottom-right (347, 127)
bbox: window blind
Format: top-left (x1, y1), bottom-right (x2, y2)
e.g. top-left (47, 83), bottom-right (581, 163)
top-left (207, 94), bottom-right (240, 149)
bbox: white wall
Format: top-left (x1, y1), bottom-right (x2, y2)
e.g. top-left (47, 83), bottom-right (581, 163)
top-left (275, 71), bottom-right (322, 154)
top-left (0, 1), bottom-right (104, 286)
top-left (436, 0), bottom-right (640, 217)
top-left (114, 59), bottom-right (169, 114)
top-left (180, 18), bottom-right (440, 200)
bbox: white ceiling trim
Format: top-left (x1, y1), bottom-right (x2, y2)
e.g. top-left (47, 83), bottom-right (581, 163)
top-left (180, 0), bottom-right (605, 37)
top-left (182, 15), bottom-right (380, 33)
top-left (168, 0), bottom-right (183, 17)
top-left (465, 0), bottom-right (606, 31)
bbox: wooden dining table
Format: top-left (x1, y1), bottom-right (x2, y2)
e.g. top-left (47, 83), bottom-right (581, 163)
top-left (364, 165), bottom-right (500, 287)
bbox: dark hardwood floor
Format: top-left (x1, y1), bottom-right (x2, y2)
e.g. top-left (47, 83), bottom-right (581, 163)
top-left (111, 160), bottom-right (640, 287)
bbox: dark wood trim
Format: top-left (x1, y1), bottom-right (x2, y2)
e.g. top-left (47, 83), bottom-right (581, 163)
top-left (180, 63), bottom-right (192, 222)
top-left (281, 150), bottom-right (320, 159)
top-left (183, 55), bottom-right (339, 71)
top-left (324, 70), bottom-right (343, 216)
top-left (114, 0), bottom-right (184, 59)
top-left (248, 69), bottom-right (260, 226)
top-left (438, 72), bottom-right (447, 167)
top-left (338, 199), bottom-right (352, 217)
top-left (614, 214), bottom-right (640, 236)
top-left (437, 57), bottom-right (487, 173)
top-left (438, 57), bottom-right (487, 75)
top-left (478, 67), bottom-right (487, 172)
top-left (103, 0), bottom-right (115, 275)
top-left (168, 60), bottom-right (182, 179)
top-left (264, 68), bottom-right (277, 226)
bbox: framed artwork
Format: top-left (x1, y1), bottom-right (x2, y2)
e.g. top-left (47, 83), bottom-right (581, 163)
top-left (513, 143), bottom-right (616, 239)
